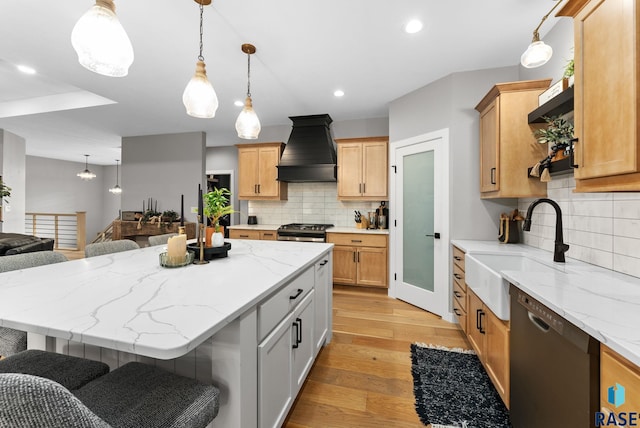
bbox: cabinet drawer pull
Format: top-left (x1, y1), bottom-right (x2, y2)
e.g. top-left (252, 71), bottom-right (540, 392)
top-left (453, 308), bottom-right (462, 316)
top-left (240, 234), bottom-right (249, 238)
top-left (490, 167), bottom-right (496, 184)
top-left (454, 291), bottom-right (462, 298)
top-left (453, 256), bottom-right (462, 261)
top-left (292, 321), bottom-right (299, 349)
top-left (478, 310), bottom-right (486, 334)
top-left (254, 184), bottom-right (258, 194)
top-left (453, 273), bottom-right (462, 280)
top-left (362, 183), bottom-right (366, 194)
top-left (296, 317), bottom-right (302, 344)
top-left (289, 288), bottom-right (304, 300)
top-left (263, 233), bottom-right (273, 236)
top-left (359, 183), bottom-right (362, 193)
top-left (257, 184), bottom-right (261, 193)
top-left (570, 137), bottom-right (579, 168)
top-left (320, 260), bottom-right (328, 266)
top-left (353, 251), bottom-right (357, 263)
top-left (351, 239), bottom-right (362, 243)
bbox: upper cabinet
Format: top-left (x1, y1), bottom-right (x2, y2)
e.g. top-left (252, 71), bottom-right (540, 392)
top-left (237, 142), bottom-right (288, 200)
top-left (475, 80), bottom-right (551, 198)
top-left (559, 0), bottom-right (640, 192)
top-left (336, 136), bottom-right (388, 200)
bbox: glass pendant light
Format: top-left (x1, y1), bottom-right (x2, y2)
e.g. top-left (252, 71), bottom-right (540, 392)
top-left (235, 44), bottom-right (261, 139)
top-left (77, 155), bottom-right (97, 181)
top-left (71, 0), bottom-right (134, 77)
top-left (183, 0), bottom-right (219, 118)
top-left (520, 0), bottom-right (561, 69)
top-left (109, 160), bottom-right (122, 194)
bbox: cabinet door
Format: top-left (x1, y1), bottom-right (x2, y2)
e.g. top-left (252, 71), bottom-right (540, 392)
top-left (314, 258), bottom-right (331, 355)
top-left (485, 309), bottom-right (510, 407)
top-left (332, 245), bottom-right (357, 285)
top-left (238, 147), bottom-right (259, 198)
top-left (337, 143), bottom-right (363, 197)
top-left (258, 311), bottom-right (294, 428)
top-left (356, 247), bottom-right (387, 288)
top-left (479, 98), bottom-right (499, 193)
top-left (466, 289), bottom-right (485, 359)
top-left (292, 291), bottom-right (315, 395)
top-left (362, 141), bottom-right (388, 199)
top-left (573, 0), bottom-right (637, 180)
top-left (257, 146), bottom-right (280, 197)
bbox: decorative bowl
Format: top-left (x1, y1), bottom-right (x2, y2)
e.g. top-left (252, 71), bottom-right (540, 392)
top-left (159, 250), bottom-right (195, 268)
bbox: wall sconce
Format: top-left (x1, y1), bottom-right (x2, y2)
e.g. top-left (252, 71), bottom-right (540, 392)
top-left (71, 0), bottom-right (134, 77)
top-left (183, 0), bottom-right (219, 118)
top-left (520, 0), bottom-right (562, 68)
top-left (235, 43), bottom-right (261, 139)
top-left (109, 159), bottom-right (122, 194)
top-left (77, 155), bottom-right (97, 181)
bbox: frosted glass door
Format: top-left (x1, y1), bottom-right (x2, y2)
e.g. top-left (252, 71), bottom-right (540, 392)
top-left (403, 151), bottom-right (434, 292)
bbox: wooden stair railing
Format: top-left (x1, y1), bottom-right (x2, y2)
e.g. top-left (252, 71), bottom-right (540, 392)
top-left (25, 211), bottom-right (86, 251)
top-left (92, 219), bottom-right (117, 244)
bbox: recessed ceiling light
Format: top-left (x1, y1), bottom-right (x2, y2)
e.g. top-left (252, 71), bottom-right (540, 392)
top-left (404, 19), bottom-right (423, 34)
top-left (334, 90), bottom-right (345, 97)
top-left (17, 64), bottom-right (36, 75)
top-left (234, 100), bottom-right (244, 107)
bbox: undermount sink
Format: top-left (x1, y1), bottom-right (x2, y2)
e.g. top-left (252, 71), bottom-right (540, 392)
top-left (465, 253), bottom-right (556, 321)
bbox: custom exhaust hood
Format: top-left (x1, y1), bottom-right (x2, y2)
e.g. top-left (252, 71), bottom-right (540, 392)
top-left (276, 114), bottom-right (337, 182)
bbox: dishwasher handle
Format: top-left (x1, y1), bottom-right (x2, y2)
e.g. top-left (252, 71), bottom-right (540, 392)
top-left (528, 311), bottom-right (550, 333)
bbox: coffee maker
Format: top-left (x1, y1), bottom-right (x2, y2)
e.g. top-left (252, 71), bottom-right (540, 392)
top-left (377, 201), bottom-right (389, 229)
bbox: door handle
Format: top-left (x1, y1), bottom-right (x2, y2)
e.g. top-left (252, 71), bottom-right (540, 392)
top-left (296, 318), bottom-right (302, 344)
top-left (490, 167), bottom-right (496, 184)
top-left (425, 233), bottom-right (440, 239)
top-left (570, 137), bottom-right (579, 168)
top-left (479, 311), bottom-right (486, 334)
top-left (292, 321), bottom-right (299, 349)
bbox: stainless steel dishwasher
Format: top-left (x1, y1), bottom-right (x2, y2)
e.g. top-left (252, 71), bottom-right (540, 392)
top-left (509, 284), bottom-right (599, 428)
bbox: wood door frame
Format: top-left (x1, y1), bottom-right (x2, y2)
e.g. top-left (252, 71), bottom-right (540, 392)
top-left (388, 128), bottom-right (453, 322)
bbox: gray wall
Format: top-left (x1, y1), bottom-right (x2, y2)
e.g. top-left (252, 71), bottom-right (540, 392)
top-left (389, 66), bottom-right (521, 240)
top-left (122, 132), bottom-right (205, 225)
top-left (25, 156), bottom-right (107, 243)
top-left (0, 129), bottom-right (26, 233)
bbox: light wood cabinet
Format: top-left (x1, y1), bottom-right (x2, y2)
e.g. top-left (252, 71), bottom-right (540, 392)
top-left (467, 288), bottom-right (510, 408)
top-left (600, 345), bottom-right (640, 418)
top-left (237, 143), bottom-right (288, 200)
top-left (559, 0), bottom-right (640, 191)
top-left (327, 233), bottom-right (388, 288)
top-left (475, 80), bottom-right (551, 198)
top-left (229, 228), bottom-right (277, 240)
top-left (452, 246), bottom-right (467, 334)
top-left (335, 137), bottom-right (388, 200)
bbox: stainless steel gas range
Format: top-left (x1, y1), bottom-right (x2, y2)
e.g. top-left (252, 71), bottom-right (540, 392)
top-left (276, 223), bottom-right (334, 243)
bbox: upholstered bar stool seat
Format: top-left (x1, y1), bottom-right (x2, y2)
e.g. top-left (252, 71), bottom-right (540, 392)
top-left (0, 327), bottom-right (27, 359)
top-left (0, 350), bottom-right (110, 390)
top-left (85, 240), bottom-right (140, 258)
top-left (74, 362), bottom-right (220, 428)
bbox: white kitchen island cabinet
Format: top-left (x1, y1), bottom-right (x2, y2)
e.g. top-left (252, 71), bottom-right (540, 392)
top-left (0, 240), bottom-right (333, 428)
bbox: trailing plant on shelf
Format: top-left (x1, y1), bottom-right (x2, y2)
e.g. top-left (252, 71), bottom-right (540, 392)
top-left (534, 115), bottom-right (574, 152)
top-left (563, 58), bottom-right (574, 79)
top-left (203, 187), bottom-right (235, 232)
top-left (0, 179), bottom-right (11, 204)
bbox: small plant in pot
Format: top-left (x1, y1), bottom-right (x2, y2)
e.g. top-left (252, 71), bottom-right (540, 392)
top-left (534, 115), bottom-right (574, 159)
top-left (0, 179), bottom-right (11, 204)
top-left (203, 187), bottom-right (235, 247)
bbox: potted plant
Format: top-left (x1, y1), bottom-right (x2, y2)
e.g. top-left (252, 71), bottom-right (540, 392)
top-left (534, 115), bottom-right (574, 160)
top-left (203, 187), bottom-right (235, 247)
top-left (0, 179), bottom-right (10, 204)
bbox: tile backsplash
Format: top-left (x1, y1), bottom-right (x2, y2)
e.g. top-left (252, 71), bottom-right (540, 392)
top-left (247, 182), bottom-right (384, 227)
top-left (519, 175), bottom-right (640, 278)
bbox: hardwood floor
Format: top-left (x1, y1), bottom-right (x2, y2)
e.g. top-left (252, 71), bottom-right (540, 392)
top-left (284, 285), bottom-right (471, 428)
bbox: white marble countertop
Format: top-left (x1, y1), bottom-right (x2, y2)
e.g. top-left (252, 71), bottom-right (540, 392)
top-left (452, 239), bottom-right (640, 367)
top-left (0, 240), bottom-right (333, 360)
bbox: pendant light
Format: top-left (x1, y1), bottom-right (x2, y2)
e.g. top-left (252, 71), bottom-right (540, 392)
top-left (109, 160), bottom-right (122, 194)
top-left (183, 0), bottom-right (219, 118)
top-left (235, 44), bottom-right (261, 139)
top-left (520, 0), bottom-right (562, 68)
top-left (77, 155), bottom-right (97, 181)
top-left (71, 0), bottom-right (134, 77)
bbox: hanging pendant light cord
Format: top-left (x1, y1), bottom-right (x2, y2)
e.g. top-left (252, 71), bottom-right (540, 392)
top-left (532, 0), bottom-right (562, 41)
top-left (246, 52), bottom-right (251, 98)
top-left (198, 2), bottom-right (205, 61)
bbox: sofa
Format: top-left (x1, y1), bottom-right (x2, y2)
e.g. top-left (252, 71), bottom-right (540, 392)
top-left (0, 233), bottom-right (55, 256)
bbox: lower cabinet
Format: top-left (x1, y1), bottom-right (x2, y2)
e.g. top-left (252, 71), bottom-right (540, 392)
top-left (327, 233), bottom-right (388, 288)
top-left (467, 288), bottom-right (510, 408)
top-left (229, 229), bottom-right (276, 240)
top-left (600, 345), bottom-right (640, 419)
top-left (257, 255), bottom-right (332, 428)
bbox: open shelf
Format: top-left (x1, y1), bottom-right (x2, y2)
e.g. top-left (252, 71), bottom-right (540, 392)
top-left (528, 86), bottom-right (574, 123)
top-left (528, 156), bottom-right (574, 178)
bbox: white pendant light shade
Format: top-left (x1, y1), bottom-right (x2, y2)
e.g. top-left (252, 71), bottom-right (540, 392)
top-left (235, 97), bottom-right (261, 139)
top-left (71, 0), bottom-right (134, 77)
top-left (183, 61), bottom-right (219, 118)
top-left (521, 40), bottom-right (553, 68)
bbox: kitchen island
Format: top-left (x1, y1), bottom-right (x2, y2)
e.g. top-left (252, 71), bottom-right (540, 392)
top-left (0, 239), bottom-right (333, 428)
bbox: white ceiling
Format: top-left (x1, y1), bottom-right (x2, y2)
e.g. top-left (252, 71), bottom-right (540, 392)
top-left (0, 0), bottom-right (561, 165)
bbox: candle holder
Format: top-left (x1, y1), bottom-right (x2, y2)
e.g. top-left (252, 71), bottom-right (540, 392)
top-left (193, 220), bottom-right (209, 265)
top-left (178, 226), bottom-right (186, 235)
